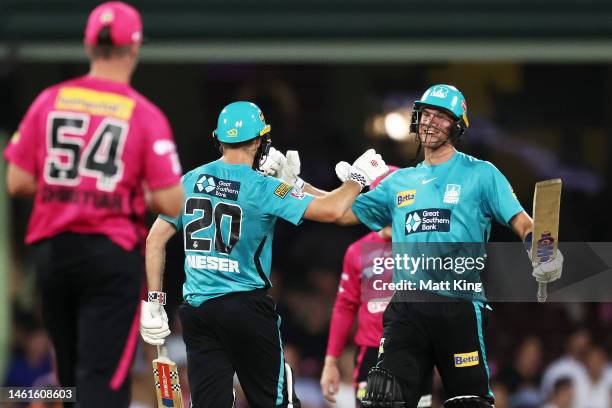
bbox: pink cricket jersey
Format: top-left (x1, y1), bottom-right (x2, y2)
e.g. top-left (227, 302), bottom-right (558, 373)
top-left (4, 75), bottom-right (182, 250)
top-left (326, 231), bottom-right (393, 358)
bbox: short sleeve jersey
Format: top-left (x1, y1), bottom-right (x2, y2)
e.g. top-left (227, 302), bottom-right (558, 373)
top-left (4, 75), bottom-right (182, 250)
top-left (352, 151), bottom-right (524, 301)
top-left (160, 159), bottom-right (315, 306)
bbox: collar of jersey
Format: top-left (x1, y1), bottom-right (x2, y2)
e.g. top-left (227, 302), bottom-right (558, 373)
top-left (216, 158), bottom-right (252, 169)
top-left (419, 150), bottom-right (460, 169)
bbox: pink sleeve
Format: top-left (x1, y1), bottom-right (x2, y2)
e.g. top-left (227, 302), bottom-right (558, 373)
top-left (326, 242), bottom-right (362, 358)
top-left (3, 90), bottom-right (49, 176)
top-left (142, 108), bottom-right (182, 190)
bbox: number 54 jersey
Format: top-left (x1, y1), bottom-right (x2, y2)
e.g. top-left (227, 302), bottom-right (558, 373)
top-left (160, 159), bottom-right (314, 307)
top-left (4, 75), bottom-right (182, 250)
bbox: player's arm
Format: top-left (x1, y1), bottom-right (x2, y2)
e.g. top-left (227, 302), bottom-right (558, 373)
top-left (149, 184), bottom-right (184, 218)
top-left (145, 217), bottom-right (177, 291)
top-left (509, 211), bottom-right (533, 241)
top-left (140, 217), bottom-right (176, 346)
top-left (298, 183), bottom-right (364, 225)
top-left (6, 163), bottom-right (37, 197)
top-left (303, 181), bottom-right (362, 222)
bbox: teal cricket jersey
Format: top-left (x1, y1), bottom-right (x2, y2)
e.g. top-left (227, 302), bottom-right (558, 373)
top-left (352, 151), bottom-right (524, 301)
top-left (160, 159), bottom-right (314, 306)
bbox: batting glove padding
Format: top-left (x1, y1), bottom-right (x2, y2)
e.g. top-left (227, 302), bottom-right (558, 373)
top-left (259, 147), bottom-right (286, 177)
top-left (532, 249), bottom-right (563, 283)
top-left (140, 300), bottom-right (171, 346)
top-left (346, 149), bottom-right (388, 188)
top-left (334, 161), bottom-right (351, 183)
top-left (280, 150), bottom-right (305, 191)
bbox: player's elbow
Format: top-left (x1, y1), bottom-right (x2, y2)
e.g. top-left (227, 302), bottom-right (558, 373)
top-left (6, 176), bottom-right (36, 197)
top-left (304, 203), bottom-right (343, 223)
top-left (320, 206), bottom-right (346, 223)
top-left (6, 164), bottom-right (37, 197)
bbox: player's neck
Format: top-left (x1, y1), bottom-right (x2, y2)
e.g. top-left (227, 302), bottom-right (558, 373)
top-left (423, 144), bottom-right (456, 166)
top-left (88, 61), bottom-right (133, 84)
top-left (221, 150), bottom-right (255, 167)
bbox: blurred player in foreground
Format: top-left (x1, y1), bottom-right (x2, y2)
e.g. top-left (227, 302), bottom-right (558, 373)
top-left (139, 101), bottom-right (388, 407)
top-left (4, 2), bottom-right (183, 406)
top-left (320, 166), bottom-right (431, 408)
top-left (331, 84), bottom-right (564, 408)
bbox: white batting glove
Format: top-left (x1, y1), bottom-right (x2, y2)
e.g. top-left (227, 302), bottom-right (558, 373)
top-left (345, 149), bottom-right (388, 188)
top-left (532, 250), bottom-right (564, 283)
top-left (334, 161), bottom-right (350, 183)
top-left (279, 150), bottom-right (305, 191)
top-left (260, 147), bottom-right (287, 177)
top-left (140, 300), bottom-right (170, 346)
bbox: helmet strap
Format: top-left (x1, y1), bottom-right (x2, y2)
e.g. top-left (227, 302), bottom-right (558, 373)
top-left (253, 135), bottom-right (272, 171)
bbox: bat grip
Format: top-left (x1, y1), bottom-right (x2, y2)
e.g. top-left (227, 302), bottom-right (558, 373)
top-left (537, 282), bottom-right (548, 303)
top-left (157, 345), bottom-right (167, 358)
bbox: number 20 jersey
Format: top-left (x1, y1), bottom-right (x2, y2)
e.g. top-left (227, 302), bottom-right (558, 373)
top-left (160, 159), bottom-right (314, 307)
top-left (4, 75), bottom-right (182, 250)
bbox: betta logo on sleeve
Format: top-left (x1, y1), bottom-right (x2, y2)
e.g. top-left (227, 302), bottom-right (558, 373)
top-left (397, 189), bottom-right (416, 208)
top-left (454, 351), bottom-right (479, 367)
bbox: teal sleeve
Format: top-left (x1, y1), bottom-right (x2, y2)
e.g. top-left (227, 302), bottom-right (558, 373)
top-left (351, 181), bottom-right (392, 231)
top-left (159, 213), bottom-right (181, 230)
top-left (480, 162), bottom-right (524, 226)
top-left (262, 178), bottom-right (315, 226)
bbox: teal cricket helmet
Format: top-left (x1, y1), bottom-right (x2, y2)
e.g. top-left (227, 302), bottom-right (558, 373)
top-left (410, 84), bottom-right (469, 141)
top-left (213, 101), bottom-right (271, 143)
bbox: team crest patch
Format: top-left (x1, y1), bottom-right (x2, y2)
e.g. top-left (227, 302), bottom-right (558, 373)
top-left (454, 351), bottom-right (479, 367)
top-left (396, 189), bottom-right (416, 207)
top-left (443, 184), bottom-right (461, 204)
top-left (274, 182), bottom-right (293, 198)
top-left (227, 128), bottom-right (238, 137)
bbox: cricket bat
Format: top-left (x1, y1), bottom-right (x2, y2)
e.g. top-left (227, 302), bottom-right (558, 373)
top-left (152, 345), bottom-right (184, 408)
top-left (531, 178), bottom-right (562, 303)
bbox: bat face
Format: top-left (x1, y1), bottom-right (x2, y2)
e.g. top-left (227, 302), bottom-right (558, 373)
top-left (153, 358), bottom-right (184, 408)
top-left (531, 179), bottom-right (562, 263)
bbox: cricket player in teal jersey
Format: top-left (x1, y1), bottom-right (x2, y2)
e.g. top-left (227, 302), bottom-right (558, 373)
top-left (330, 85), bottom-right (564, 408)
top-left (138, 101), bottom-right (388, 407)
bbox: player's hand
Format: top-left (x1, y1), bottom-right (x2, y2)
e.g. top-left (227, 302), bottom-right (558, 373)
top-left (532, 249), bottom-right (563, 283)
top-left (140, 300), bottom-right (171, 345)
top-left (346, 149), bottom-right (388, 188)
top-left (320, 358), bottom-right (341, 403)
top-left (279, 150), bottom-right (305, 191)
top-left (334, 161), bottom-right (351, 183)
top-left (260, 147), bottom-right (287, 177)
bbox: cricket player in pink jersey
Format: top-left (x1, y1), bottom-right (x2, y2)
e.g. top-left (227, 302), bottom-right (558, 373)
top-left (320, 168), bottom-right (433, 408)
top-left (4, 2), bottom-right (183, 407)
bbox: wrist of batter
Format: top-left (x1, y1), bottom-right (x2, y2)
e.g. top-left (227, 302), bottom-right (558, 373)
top-left (147, 291), bottom-right (167, 305)
top-left (324, 355), bottom-right (339, 366)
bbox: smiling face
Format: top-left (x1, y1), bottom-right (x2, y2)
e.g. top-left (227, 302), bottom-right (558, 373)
top-left (418, 107), bottom-right (457, 147)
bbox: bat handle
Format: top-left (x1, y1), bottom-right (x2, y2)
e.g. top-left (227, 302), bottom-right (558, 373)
top-left (157, 345), bottom-right (167, 358)
top-left (537, 282), bottom-right (548, 303)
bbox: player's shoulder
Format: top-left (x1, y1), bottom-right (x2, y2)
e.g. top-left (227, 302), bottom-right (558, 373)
top-left (127, 89), bottom-right (168, 120)
top-left (456, 151), bottom-right (499, 173)
top-left (377, 165), bottom-right (418, 186)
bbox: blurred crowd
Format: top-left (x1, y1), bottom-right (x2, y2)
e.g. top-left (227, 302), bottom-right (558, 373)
top-left (6, 289), bottom-right (611, 408)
